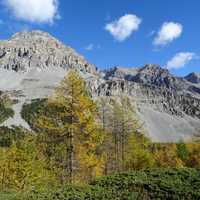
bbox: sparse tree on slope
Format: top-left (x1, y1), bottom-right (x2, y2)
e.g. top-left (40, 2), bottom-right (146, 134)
top-left (100, 96), bottom-right (145, 172)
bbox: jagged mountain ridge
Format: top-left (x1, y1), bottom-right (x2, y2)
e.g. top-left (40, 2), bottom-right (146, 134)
top-left (104, 65), bottom-right (200, 95)
top-left (0, 30), bottom-right (200, 142)
top-left (99, 65), bottom-right (200, 141)
top-left (185, 72), bottom-right (200, 84)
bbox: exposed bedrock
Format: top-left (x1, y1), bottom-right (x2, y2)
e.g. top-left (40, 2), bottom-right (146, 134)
top-left (0, 30), bottom-right (200, 142)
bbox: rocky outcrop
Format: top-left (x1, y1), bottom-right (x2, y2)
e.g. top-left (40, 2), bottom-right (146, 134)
top-left (185, 73), bottom-right (200, 84)
top-left (95, 79), bottom-right (200, 118)
top-left (98, 65), bottom-right (200, 142)
top-left (0, 30), bottom-right (99, 128)
top-left (0, 30), bottom-right (200, 142)
top-left (104, 64), bottom-right (200, 97)
top-left (0, 30), bottom-right (98, 74)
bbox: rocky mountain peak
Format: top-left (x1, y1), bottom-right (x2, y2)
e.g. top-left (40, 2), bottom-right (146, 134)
top-left (133, 64), bottom-right (175, 87)
top-left (140, 64), bottom-right (161, 70)
top-left (0, 30), bottom-right (98, 74)
top-left (139, 64), bottom-right (169, 75)
top-left (185, 72), bottom-right (200, 84)
top-left (11, 30), bottom-right (53, 40)
top-left (104, 64), bottom-right (176, 88)
top-left (103, 66), bottom-right (138, 80)
top-left (0, 30), bottom-right (200, 142)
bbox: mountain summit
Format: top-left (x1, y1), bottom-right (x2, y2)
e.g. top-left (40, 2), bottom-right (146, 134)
top-left (185, 72), bottom-right (200, 84)
top-left (0, 30), bottom-right (98, 128)
top-left (0, 30), bottom-right (97, 74)
top-left (0, 30), bottom-right (200, 142)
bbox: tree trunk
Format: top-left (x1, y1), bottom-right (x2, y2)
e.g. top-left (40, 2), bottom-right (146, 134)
top-left (69, 128), bottom-right (74, 184)
top-left (68, 84), bottom-right (75, 184)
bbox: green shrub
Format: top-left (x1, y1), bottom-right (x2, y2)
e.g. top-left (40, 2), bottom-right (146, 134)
top-left (92, 168), bottom-right (200, 200)
top-left (1, 168), bottom-right (200, 200)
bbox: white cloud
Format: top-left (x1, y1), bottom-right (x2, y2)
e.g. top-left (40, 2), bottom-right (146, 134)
top-left (85, 44), bottom-right (94, 51)
top-left (105, 14), bottom-right (142, 42)
top-left (4, 0), bottom-right (59, 24)
top-left (154, 22), bottom-right (183, 46)
top-left (84, 44), bottom-right (101, 51)
top-left (166, 52), bottom-right (196, 70)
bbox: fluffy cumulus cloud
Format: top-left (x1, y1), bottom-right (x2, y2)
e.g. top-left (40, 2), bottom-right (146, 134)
top-left (166, 52), bottom-right (196, 70)
top-left (154, 22), bottom-right (183, 46)
top-left (4, 0), bottom-right (59, 24)
top-left (105, 14), bottom-right (142, 42)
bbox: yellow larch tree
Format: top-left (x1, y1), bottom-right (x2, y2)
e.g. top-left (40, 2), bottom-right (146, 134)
top-left (36, 70), bottom-right (105, 184)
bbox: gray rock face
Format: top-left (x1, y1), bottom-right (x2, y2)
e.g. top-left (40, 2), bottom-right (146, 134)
top-left (0, 30), bottom-right (97, 74)
top-left (185, 73), bottom-right (200, 84)
top-left (104, 64), bottom-right (200, 97)
top-left (0, 30), bottom-right (200, 142)
top-left (0, 30), bottom-right (98, 128)
top-left (103, 66), bottom-right (139, 81)
top-left (100, 65), bottom-right (200, 142)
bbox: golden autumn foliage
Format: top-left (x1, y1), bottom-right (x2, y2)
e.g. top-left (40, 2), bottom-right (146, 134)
top-left (186, 142), bottom-right (200, 168)
top-left (97, 96), bottom-right (154, 173)
top-left (153, 144), bottom-right (184, 168)
top-left (124, 134), bottom-right (155, 170)
top-left (0, 134), bottom-right (58, 192)
top-left (35, 70), bottom-right (105, 184)
top-left (1, 70), bottom-right (200, 194)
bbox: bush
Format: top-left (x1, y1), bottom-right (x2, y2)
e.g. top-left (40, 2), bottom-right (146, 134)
top-left (1, 168), bottom-right (200, 200)
top-left (92, 168), bottom-right (200, 199)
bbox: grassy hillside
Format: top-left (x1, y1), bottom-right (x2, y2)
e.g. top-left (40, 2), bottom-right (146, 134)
top-left (1, 168), bottom-right (200, 200)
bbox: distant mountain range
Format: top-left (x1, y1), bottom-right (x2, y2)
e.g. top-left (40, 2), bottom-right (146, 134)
top-left (0, 30), bottom-right (200, 142)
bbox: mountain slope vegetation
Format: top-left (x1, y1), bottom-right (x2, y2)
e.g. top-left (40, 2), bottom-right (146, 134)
top-left (1, 168), bottom-right (200, 200)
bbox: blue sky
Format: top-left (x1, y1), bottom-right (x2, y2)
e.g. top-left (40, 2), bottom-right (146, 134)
top-left (0, 0), bottom-right (199, 76)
